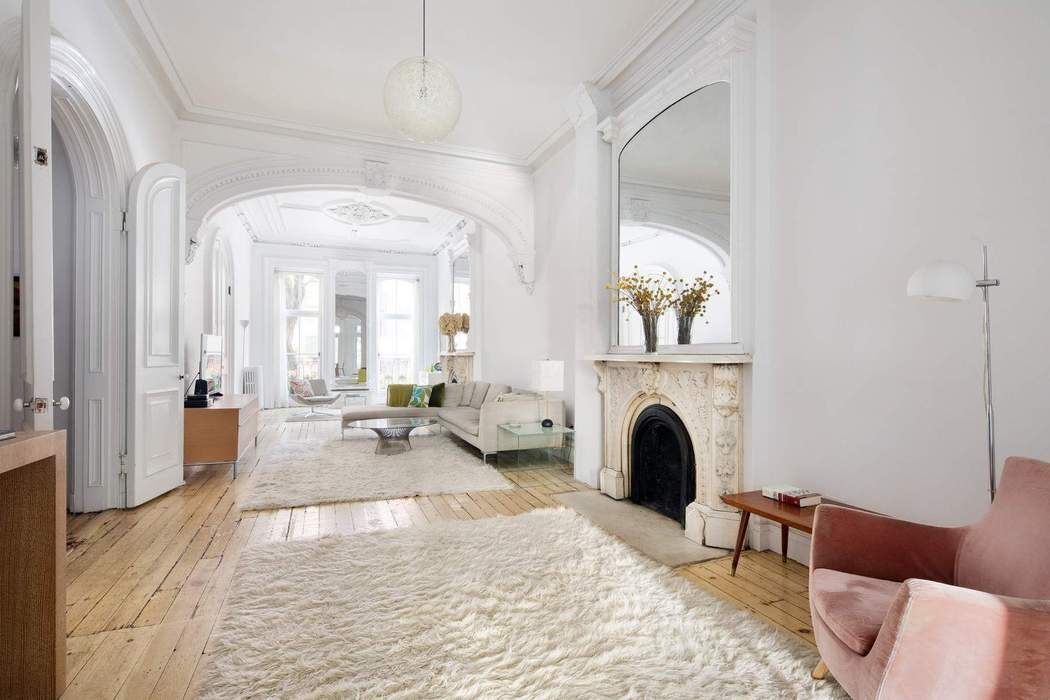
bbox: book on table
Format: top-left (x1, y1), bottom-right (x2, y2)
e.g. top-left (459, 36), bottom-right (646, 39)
top-left (761, 484), bottom-right (822, 507)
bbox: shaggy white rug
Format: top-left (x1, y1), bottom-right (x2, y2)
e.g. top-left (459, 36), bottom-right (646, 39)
top-left (199, 509), bottom-right (845, 698)
top-left (240, 434), bottom-right (513, 510)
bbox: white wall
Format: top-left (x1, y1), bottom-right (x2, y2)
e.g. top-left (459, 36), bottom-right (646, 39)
top-left (529, 139), bottom-right (577, 421)
top-left (52, 0), bottom-right (177, 167)
top-left (750, 0), bottom-right (1050, 526)
top-left (479, 139), bottom-right (577, 415)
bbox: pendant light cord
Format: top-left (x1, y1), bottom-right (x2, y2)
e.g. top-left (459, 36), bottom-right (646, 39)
top-left (422, 0), bottom-right (426, 58)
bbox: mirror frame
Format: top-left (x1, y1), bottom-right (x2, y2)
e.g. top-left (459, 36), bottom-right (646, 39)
top-left (601, 17), bottom-right (755, 355)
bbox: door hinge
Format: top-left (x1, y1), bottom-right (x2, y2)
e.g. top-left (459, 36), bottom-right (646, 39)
top-left (13, 135), bottom-right (19, 167)
top-left (118, 451), bottom-right (127, 476)
top-left (120, 210), bottom-right (128, 236)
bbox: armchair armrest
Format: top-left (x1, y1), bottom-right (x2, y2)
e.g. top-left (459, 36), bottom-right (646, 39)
top-left (810, 505), bottom-right (965, 583)
top-left (875, 580), bottom-right (1050, 698)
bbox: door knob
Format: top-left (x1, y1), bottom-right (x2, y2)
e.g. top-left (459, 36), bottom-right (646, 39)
top-left (53, 396), bottom-right (71, 411)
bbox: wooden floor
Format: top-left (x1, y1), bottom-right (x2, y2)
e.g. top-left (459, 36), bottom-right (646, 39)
top-left (61, 409), bottom-right (814, 698)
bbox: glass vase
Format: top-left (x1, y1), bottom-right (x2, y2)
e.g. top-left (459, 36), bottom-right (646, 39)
top-left (641, 314), bottom-right (659, 353)
top-left (446, 335), bottom-right (456, 353)
top-left (677, 314), bottom-right (694, 345)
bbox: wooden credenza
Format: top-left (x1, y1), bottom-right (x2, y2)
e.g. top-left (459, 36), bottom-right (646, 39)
top-left (183, 394), bottom-right (259, 475)
top-left (0, 430), bottom-right (65, 697)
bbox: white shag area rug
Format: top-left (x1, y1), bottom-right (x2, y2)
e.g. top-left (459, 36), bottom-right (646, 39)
top-left (240, 434), bottom-right (513, 510)
top-left (200, 509), bottom-right (845, 699)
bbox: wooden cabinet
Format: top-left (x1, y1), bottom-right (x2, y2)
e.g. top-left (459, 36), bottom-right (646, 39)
top-left (0, 431), bottom-right (65, 697)
top-left (183, 395), bottom-right (259, 474)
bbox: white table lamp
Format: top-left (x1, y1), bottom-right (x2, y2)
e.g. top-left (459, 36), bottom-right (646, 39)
top-left (907, 244), bottom-right (1001, 501)
top-left (532, 359), bottom-right (564, 427)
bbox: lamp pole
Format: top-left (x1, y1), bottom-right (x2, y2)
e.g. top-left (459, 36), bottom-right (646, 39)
top-left (976, 245), bottom-right (1000, 501)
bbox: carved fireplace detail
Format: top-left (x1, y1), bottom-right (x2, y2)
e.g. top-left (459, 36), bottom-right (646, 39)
top-left (591, 356), bottom-right (747, 548)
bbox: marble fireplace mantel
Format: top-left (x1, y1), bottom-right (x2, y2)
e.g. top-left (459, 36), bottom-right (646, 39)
top-left (588, 354), bottom-right (751, 549)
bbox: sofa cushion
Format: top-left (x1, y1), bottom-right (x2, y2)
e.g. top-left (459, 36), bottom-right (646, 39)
top-left (458, 382), bottom-right (476, 406)
top-left (811, 568), bottom-right (901, 655)
top-left (496, 392), bottom-right (535, 402)
top-left (386, 384), bottom-right (414, 407)
top-left (429, 382), bottom-right (445, 407)
top-left (469, 381), bottom-right (491, 409)
top-left (341, 405), bottom-right (441, 425)
top-left (484, 383), bottom-right (511, 404)
top-left (442, 382), bottom-right (464, 407)
top-left (438, 407), bottom-right (481, 436)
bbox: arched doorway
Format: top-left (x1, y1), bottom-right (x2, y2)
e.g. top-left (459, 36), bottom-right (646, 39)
top-left (0, 27), bottom-right (135, 512)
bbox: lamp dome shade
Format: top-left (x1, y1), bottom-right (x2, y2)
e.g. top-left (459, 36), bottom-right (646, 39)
top-left (384, 56), bottom-right (462, 143)
top-left (906, 260), bottom-right (975, 301)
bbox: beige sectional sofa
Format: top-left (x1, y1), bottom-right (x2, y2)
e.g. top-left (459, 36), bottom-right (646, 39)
top-left (340, 380), bottom-right (565, 461)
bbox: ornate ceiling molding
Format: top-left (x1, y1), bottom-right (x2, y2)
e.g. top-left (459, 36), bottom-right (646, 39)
top-left (322, 200), bottom-right (394, 227)
top-left (187, 157), bottom-right (536, 288)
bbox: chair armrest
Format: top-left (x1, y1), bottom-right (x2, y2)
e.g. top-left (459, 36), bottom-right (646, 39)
top-left (810, 505), bottom-right (965, 583)
top-left (874, 580), bottom-right (1050, 698)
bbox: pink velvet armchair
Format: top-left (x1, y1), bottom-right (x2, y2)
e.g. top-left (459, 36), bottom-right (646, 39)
top-left (809, 456), bottom-right (1050, 699)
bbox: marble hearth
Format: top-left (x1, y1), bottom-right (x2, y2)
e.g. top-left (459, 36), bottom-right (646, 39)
top-left (589, 354), bottom-right (751, 549)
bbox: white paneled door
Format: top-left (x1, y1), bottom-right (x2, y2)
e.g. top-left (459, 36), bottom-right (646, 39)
top-left (127, 163), bottom-right (187, 507)
top-left (15, 1), bottom-right (58, 432)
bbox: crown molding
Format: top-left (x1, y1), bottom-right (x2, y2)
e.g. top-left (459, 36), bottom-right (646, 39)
top-left (590, 0), bottom-right (697, 89)
top-left (606, 0), bottom-right (748, 112)
top-left (112, 0), bottom-right (726, 172)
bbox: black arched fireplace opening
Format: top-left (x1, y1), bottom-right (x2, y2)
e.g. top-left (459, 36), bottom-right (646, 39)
top-left (629, 404), bottom-right (696, 526)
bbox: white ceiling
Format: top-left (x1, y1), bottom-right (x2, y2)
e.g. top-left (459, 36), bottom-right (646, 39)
top-left (619, 81), bottom-right (729, 193)
top-left (125, 0), bottom-right (673, 162)
top-left (227, 190), bottom-right (466, 254)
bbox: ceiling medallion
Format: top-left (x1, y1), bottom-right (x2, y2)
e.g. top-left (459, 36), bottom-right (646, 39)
top-left (383, 0), bottom-right (461, 143)
top-left (322, 200), bottom-right (395, 227)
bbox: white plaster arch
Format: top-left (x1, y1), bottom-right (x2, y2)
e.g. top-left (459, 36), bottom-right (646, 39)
top-left (185, 157), bottom-right (537, 291)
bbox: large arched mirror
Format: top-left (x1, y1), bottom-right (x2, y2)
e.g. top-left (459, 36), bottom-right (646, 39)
top-left (334, 268), bottom-right (367, 382)
top-left (451, 252), bottom-right (470, 350)
top-left (617, 82), bottom-right (731, 348)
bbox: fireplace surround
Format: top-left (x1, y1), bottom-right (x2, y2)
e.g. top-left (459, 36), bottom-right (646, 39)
top-left (590, 354), bottom-right (749, 548)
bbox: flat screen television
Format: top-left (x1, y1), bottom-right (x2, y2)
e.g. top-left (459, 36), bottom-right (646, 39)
top-left (200, 333), bottom-right (224, 395)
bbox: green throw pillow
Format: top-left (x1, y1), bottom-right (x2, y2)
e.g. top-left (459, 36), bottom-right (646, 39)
top-left (386, 384), bottom-right (414, 407)
top-left (429, 382), bottom-right (445, 407)
top-left (408, 385), bottom-right (433, 408)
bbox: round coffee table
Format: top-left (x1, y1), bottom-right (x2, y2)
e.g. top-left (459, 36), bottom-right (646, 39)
top-left (344, 417), bottom-right (437, 455)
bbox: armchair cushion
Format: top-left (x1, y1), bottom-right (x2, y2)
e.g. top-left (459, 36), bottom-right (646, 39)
top-left (811, 568), bottom-right (900, 655)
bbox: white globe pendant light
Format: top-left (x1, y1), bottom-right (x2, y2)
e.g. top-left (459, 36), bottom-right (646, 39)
top-left (384, 0), bottom-right (461, 143)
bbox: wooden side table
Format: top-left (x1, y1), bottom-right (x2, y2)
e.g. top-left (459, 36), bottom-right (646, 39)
top-left (720, 490), bottom-right (859, 576)
top-left (0, 431), bottom-right (66, 696)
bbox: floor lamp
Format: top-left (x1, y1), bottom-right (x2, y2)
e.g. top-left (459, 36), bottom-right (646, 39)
top-left (907, 244), bottom-right (1000, 501)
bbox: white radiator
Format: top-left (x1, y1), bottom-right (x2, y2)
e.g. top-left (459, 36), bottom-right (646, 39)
top-left (241, 365), bottom-right (263, 398)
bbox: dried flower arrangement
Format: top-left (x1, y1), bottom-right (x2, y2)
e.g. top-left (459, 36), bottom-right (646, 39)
top-left (606, 267), bottom-right (676, 352)
top-left (673, 273), bottom-right (719, 344)
top-left (439, 312), bottom-right (470, 352)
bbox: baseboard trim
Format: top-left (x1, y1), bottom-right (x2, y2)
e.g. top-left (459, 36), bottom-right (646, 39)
top-left (746, 516), bottom-right (812, 567)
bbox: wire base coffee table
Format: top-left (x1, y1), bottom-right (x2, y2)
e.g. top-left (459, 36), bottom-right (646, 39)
top-left (344, 417), bottom-right (437, 455)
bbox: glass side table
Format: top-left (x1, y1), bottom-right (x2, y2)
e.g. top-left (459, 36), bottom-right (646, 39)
top-left (497, 422), bottom-right (574, 467)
